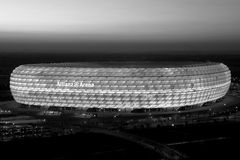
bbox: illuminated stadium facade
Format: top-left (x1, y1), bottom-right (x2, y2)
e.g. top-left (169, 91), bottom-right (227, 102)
top-left (10, 62), bottom-right (231, 111)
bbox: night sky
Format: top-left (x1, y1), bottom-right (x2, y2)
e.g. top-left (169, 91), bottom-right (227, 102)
top-left (0, 0), bottom-right (240, 53)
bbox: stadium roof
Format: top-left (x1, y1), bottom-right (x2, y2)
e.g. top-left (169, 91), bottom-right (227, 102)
top-left (23, 61), bottom-right (219, 68)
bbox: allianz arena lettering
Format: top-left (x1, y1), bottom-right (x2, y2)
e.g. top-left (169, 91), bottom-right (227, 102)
top-left (57, 80), bottom-right (94, 88)
top-left (10, 62), bottom-right (231, 109)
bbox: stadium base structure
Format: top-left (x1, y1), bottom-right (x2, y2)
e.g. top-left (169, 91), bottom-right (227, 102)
top-left (10, 61), bottom-right (231, 110)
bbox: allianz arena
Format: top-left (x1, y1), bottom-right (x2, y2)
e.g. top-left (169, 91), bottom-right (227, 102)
top-left (10, 62), bottom-right (231, 110)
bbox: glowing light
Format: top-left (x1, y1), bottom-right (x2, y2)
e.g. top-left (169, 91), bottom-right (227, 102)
top-left (10, 62), bottom-right (231, 109)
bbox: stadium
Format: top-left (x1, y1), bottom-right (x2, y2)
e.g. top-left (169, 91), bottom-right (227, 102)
top-left (10, 62), bottom-right (231, 112)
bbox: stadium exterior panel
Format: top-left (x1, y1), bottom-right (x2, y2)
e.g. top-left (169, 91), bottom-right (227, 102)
top-left (10, 62), bottom-right (231, 109)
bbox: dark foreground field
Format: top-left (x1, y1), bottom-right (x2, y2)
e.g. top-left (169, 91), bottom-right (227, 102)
top-left (125, 122), bottom-right (240, 160)
top-left (0, 132), bottom-right (160, 160)
top-left (1, 121), bottom-right (240, 160)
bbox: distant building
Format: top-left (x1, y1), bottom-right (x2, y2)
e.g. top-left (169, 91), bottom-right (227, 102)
top-left (10, 61), bottom-right (231, 110)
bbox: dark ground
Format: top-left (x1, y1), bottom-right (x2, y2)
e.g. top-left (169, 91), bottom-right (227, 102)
top-left (0, 132), bottom-right (160, 160)
top-left (1, 122), bottom-right (240, 160)
top-left (125, 122), bottom-right (240, 160)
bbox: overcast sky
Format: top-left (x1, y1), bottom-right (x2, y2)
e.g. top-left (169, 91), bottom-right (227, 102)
top-left (0, 0), bottom-right (240, 52)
